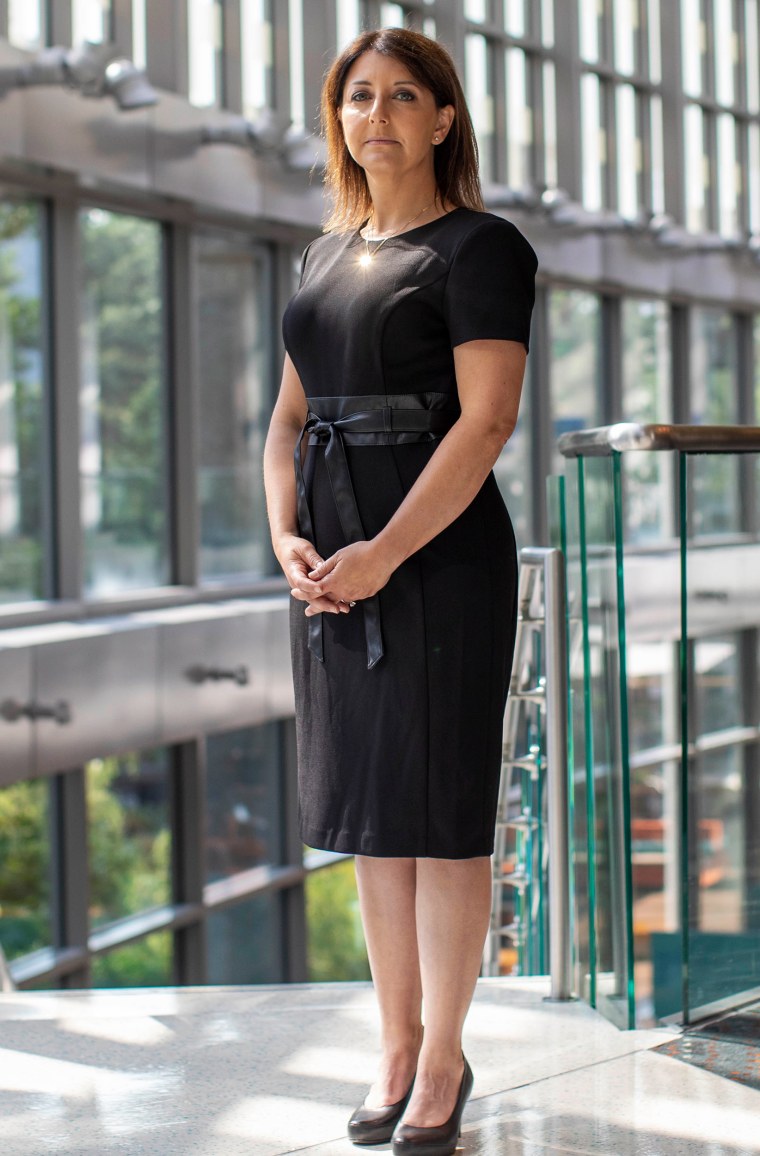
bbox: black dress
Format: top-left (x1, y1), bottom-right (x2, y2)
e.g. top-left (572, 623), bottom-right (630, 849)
top-left (282, 207), bottom-right (538, 859)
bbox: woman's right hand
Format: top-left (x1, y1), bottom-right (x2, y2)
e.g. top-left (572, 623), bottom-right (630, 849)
top-left (275, 534), bottom-right (350, 616)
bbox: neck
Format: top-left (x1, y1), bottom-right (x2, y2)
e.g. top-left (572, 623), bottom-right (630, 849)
top-left (364, 173), bottom-right (441, 235)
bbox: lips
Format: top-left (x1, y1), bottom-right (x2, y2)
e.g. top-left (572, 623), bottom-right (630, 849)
top-left (365, 138), bottom-right (397, 143)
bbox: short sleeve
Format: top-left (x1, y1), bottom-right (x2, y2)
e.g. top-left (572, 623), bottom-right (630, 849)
top-left (444, 217), bottom-right (538, 352)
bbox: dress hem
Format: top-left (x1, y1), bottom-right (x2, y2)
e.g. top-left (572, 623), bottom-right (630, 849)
top-left (300, 824), bottom-right (494, 860)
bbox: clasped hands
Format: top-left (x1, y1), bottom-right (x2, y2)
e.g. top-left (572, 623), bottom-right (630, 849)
top-left (278, 535), bottom-right (394, 617)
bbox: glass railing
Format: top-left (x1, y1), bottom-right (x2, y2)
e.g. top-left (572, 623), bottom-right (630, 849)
top-left (552, 424), bottom-right (760, 1029)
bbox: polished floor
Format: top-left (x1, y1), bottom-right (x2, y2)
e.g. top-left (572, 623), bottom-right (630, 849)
top-left (0, 976), bottom-right (758, 1155)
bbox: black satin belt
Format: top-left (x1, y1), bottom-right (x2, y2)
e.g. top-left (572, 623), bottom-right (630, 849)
top-left (294, 392), bottom-right (459, 669)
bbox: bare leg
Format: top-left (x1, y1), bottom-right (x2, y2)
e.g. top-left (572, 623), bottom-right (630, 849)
top-left (401, 855), bottom-right (492, 1127)
top-left (353, 855), bottom-right (424, 1107)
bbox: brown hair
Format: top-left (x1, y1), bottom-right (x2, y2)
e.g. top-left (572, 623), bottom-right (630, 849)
top-left (321, 28), bottom-right (485, 232)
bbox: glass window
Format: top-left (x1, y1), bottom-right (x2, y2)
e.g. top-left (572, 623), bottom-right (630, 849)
top-left (336, 0), bottom-right (361, 48)
top-left (681, 0), bottom-right (704, 97)
top-left (690, 308), bottom-right (740, 534)
top-left (684, 103), bottom-right (707, 233)
top-left (746, 0), bottom-right (760, 113)
top-left (0, 778), bottom-right (51, 963)
top-left (465, 34), bottom-right (494, 184)
top-left (614, 0), bottom-right (636, 75)
top-left (207, 892), bottom-right (283, 983)
top-left (717, 113), bottom-right (739, 237)
top-left (8, 0), bottom-right (46, 50)
top-left (381, 3), bottom-right (405, 27)
top-left (650, 95), bottom-right (666, 214)
top-left (195, 231), bottom-right (274, 582)
top-left (0, 201), bottom-right (48, 604)
top-left (581, 72), bottom-right (604, 211)
top-left (132, 0), bottom-right (147, 71)
top-left (504, 0), bottom-right (526, 36)
top-left (205, 723), bottom-right (283, 883)
top-left (695, 634), bottom-right (741, 733)
top-left (188, 0), bottom-right (223, 108)
top-left (543, 61), bottom-right (558, 188)
top-left (465, 0), bottom-right (488, 21)
top-left (616, 83), bottom-right (639, 219)
top-left (622, 298), bottom-right (673, 541)
top-left (72, 0), bottom-right (112, 45)
top-left (506, 47), bottom-right (531, 190)
top-left (242, 0), bottom-right (273, 117)
top-left (750, 124), bottom-right (760, 234)
top-left (306, 858), bottom-right (370, 981)
top-left (648, 0), bottom-right (662, 82)
top-left (91, 931), bottom-right (173, 987)
top-left (579, 0), bottom-right (601, 62)
top-left (79, 208), bottom-right (169, 596)
top-left (549, 289), bottom-right (601, 473)
top-left (288, 0), bottom-right (305, 131)
top-left (494, 364), bottom-right (532, 545)
top-left (713, 0), bottom-right (736, 105)
top-left (86, 749), bottom-right (171, 930)
top-left (696, 746), bottom-right (744, 934)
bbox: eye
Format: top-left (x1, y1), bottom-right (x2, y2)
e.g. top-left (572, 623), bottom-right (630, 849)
top-left (394, 90), bottom-right (415, 101)
top-left (350, 91), bottom-right (371, 101)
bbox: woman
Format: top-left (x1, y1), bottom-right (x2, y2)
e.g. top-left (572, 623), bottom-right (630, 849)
top-left (264, 27), bottom-right (537, 1156)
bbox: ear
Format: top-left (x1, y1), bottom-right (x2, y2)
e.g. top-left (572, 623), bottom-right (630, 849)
top-left (435, 104), bottom-right (455, 142)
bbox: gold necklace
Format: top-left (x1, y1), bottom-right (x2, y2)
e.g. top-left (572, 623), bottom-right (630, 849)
top-left (359, 201), bottom-right (436, 267)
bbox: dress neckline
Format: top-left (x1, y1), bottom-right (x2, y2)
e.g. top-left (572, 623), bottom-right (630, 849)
top-left (355, 206), bottom-right (465, 244)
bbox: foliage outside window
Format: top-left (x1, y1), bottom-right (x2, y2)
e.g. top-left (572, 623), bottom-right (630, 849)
top-left (0, 778), bottom-right (51, 962)
top-left (79, 208), bottom-right (169, 596)
top-left (306, 858), bottom-right (370, 982)
top-left (0, 201), bottom-right (47, 604)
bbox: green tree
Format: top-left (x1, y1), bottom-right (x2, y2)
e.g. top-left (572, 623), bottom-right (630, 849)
top-left (306, 858), bottom-right (371, 982)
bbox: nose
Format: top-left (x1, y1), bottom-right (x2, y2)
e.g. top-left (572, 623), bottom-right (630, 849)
top-left (368, 95), bottom-right (389, 123)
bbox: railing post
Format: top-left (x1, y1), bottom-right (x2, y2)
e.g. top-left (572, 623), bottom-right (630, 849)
top-left (543, 548), bottom-right (573, 1001)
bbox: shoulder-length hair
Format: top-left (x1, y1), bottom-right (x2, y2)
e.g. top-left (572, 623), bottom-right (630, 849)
top-left (321, 28), bottom-right (485, 233)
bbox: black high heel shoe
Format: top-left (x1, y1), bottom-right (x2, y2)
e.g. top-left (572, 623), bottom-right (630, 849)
top-left (391, 1055), bottom-right (473, 1156)
top-left (348, 1077), bottom-right (416, 1145)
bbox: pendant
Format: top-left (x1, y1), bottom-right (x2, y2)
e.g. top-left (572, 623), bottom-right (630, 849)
top-left (359, 252), bottom-right (373, 268)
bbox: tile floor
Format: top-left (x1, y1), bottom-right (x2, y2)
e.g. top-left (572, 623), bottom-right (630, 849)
top-left (0, 976), bottom-right (758, 1155)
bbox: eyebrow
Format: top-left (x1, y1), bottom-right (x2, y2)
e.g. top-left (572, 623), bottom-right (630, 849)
top-left (349, 79), bottom-right (422, 87)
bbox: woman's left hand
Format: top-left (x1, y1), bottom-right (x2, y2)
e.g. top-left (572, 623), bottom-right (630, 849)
top-left (290, 539), bottom-right (396, 612)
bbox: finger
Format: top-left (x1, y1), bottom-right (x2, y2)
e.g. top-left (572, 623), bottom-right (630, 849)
top-left (308, 555), bottom-right (339, 580)
top-left (291, 590), bottom-right (347, 614)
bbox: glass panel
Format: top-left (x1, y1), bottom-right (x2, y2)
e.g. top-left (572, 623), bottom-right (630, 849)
top-left (381, 3), bottom-right (405, 28)
top-left (504, 0), bottom-right (526, 36)
top-left (542, 0), bottom-right (555, 45)
top-left (581, 72), bottom-right (604, 211)
top-left (288, 0), bottom-right (305, 131)
top-left (681, 0), bottom-right (704, 97)
top-left (746, 0), bottom-right (760, 112)
top-left (72, 0), bottom-right (112, 44)
top-left (205, 723), bottom-right (283, 883)
top-left (79, 209), bottom-right (169, 596)
top-left (465, 35), bottom-right (494, 184)
top-left (648, 0), bottom-right (662, 82)
top-left (132, 0), bottom-right (147, 70)
top-left (86, 750), bottom-right (171, 929)
top-left (0, 778), bottom-right (51, 963)
top-left (91, 931), bottom-right (173, 987)
top-left (336, 0), bottom-right (361, 48)
top-left (306, 858), bottom-right (371, 980)
top-left (549, 289), bottom-right (601, 475)
top-left (695, 633), bottom-right (741, 732)
top-left (464, 0), bottom-right (488, 21)
top-left (614, 0), bottom-right (636, 75)
top-left (684, 102), bottom-right (707, 233)
top-left (8, 0), bottom-right (46, 50)
top-left (650, 94), bottom-right (666, 214)
top-left (689, 308), bottom-right (740, 535)
top-left (543, 61), bottom-right (558, 188)
top-left (713, 0), bottom-right (736, 104)
top-left (494, 362), bottom-right (531, 544)
top-left (621, 298), bottom-right (673, 542)
top-left (506, 47), bottom-right (531, 190)
top-left (750, 124), bottom-right (760, 235)
top-left (207, 892), bottom-right (283, 983)
top-left (616, 83), bottom-right (638, 219)
top-left (0, 201), bottom-right (47, 604)
top-left (242, 0), bottom-right (273, 116)
top-left (717, 113), bottom-right (739, 237)
top-left (196, 232), bottom-right (273, 582)
top-left (188, 0), bottom-right (223, 108)
top-left (579, 0), bottom-right (601, 61)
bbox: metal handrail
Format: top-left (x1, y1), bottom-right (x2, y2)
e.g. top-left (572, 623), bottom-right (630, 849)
top-left (558, 423), bottom-right (760, 457)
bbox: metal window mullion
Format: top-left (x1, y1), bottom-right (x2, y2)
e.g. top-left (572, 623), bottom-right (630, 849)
top-left (281, 717), bottom-right (307, 981)
top-left (434, 0), bottom-right (466, 74)
top-left (737, 311), bottom-right (757, 532)
top-left (601, 0), bottom-right (614, 66)
top-left (528, 44), bottom-right (546, 188)
top-left (602, 73), bottom-right (616, 211)
top-left (170, 740), bottom-right (208, 984)
top-left (48, 0), bottom-right (72, 44)
top-left (553, 0), bottom-right (583, 201)
top-left (736, 112), bottom-right (750, 235)
top-left (50, 197), bottom-right (83, 601)
top-left (168, 223), bottom-right (199, 588)
top-left (637, 83), bottom-right (653, 216)
top-left (704, 103), bottom-right (719, 232)
top-left (221, 0), bottom-right (243, 111)
top-left (0, 1), bottom-right (8, 40)
top-left (271, 0), bottom-right (292, 121)
top-left (530, 282), bottom-right (551, 544)
top-left (702, 0), bottom-right (714, 99)
top-left (741, 628), bottom-right (760, 931)
top-left (50, 769), bottom-right (91, 988)
top-left (601, 294), bottom-right (623, 423)
top-left (111, 0), bottom-right (134, 58)
top-left (145, 0), bottom-right (189, 97)
top-left (302, 0), bottom-right (337, 138)
top-left (659, 0), bottom-right (686, 223)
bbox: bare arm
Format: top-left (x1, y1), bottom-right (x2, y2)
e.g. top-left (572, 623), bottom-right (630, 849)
top-left (263, 353), bottom-right (349, 615)
top-left (299, 338), bottom-right (526, 607)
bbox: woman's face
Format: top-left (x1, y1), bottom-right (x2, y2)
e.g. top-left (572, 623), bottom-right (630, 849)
top-left (338, 50), bottom-right (454, 180)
